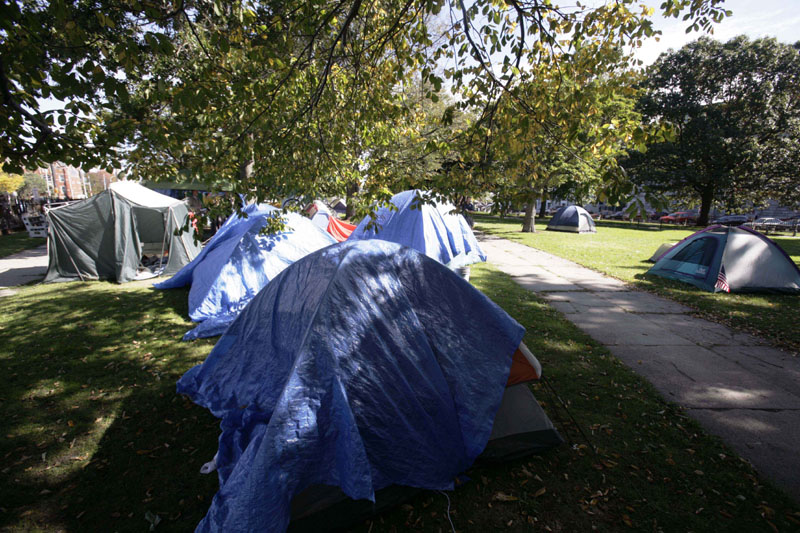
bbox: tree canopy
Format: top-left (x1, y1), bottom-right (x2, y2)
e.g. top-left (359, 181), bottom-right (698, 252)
top-left (627, 35), bottom-right (800, 225)
top-left (2, 0), bottom-right (731, 216)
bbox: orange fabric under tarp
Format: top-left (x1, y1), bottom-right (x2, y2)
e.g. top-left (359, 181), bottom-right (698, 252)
top-left (327, 216), bottom-right (357, 242)
top-left (506, 347), bottom-right (541, 386)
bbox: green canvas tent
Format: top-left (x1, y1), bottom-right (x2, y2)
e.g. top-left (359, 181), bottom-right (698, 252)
top-left (44, 181), bottom-right (201, 283)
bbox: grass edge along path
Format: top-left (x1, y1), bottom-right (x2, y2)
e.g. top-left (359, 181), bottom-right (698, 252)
top-left (474, 214), bottom-right (800, 355)
top-left (0, 268), bottom-right (799, 531)
top-left (0, 232), bottom-right (45, 259)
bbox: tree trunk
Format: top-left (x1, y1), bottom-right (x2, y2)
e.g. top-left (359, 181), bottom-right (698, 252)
top-left (697, 186), bottom-right (714, 226)
top-left (522, 193), bottom-right (537, 233)
top-left (238, 158), bottom-right (253, 181)
top-left (345, 181), bottom-right (359, 220)
top-left (538, 189), bottom-right (548, 218)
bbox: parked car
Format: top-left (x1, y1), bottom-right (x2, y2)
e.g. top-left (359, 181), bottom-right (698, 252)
top-left (659, 211), bottom-right (697, 225)
top-left (752, 217), bottom-right (786, 232)
top-left (712, 214), bottom-right (748, 226)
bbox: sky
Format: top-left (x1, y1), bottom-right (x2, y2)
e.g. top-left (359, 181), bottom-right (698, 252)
top-left (636, 0), bottom-right (800, 65)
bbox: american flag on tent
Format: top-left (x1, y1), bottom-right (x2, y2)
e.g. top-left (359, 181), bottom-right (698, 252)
top-left (715, 265), bottom-right (730, 293)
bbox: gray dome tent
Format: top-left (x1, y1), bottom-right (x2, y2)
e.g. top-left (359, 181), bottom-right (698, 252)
top-left (546, 205), bottom-right (597, 233)
top-left (44, 181), bottom-right (202, 283)
top-left (647, 225), bottom-right (800, 293)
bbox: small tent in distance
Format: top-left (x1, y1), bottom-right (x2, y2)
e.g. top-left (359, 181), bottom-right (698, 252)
top-left (546, 205), bottom-right (597, 233)
top-left (647, 225), bottom-right (800, 293)
top-left (155, 203), bottom-right (336, 339)
top-left (44, 181), bottom-right (201, 283)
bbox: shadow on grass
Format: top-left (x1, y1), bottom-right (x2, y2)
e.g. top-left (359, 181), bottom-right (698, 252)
top-left (0, 281), bottom-right (219, 531)
top-left (2, 268), bottom-right (799, 532)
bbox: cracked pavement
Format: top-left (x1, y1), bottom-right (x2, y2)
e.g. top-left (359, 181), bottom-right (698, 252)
top-left (478, 232), bottom-right (800, 501)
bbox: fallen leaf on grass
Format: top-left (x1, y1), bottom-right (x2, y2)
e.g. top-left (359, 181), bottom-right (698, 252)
top-left (493, 492), bottom-right (518, 502)
top-left (145, 510), bottom-right (161, 530)
top-left (534, 487), bottom-right (546, 498)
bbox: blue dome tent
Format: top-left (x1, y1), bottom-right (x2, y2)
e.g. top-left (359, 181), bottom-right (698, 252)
top-left (155, 203), bottom-right (336, 339)
top-left (179, 240), bottom-right (560, 532)
top-left (347, 190), bottom-right (486, 269)
top-left (546, 205), bottom-right (597, 233)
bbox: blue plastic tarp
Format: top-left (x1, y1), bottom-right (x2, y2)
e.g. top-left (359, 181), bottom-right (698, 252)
top-left (154, 203), bottom-right (336, 339)
top-left (178, 240), bottom-right (524, 532)
top-left (347, 190), bottom-right (486, 268)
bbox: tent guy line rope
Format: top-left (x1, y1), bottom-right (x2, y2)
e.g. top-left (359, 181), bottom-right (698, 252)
top-left (541, 377), bottom-right (597, 455)
top-left (438, 491), bottom-right (456, 533)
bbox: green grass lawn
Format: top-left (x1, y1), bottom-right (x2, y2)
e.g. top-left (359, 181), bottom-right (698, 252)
top-left (1, 270), bottom-right (798, 531)
top-left (0, 232), bottom-right (46, 259)
top-left (475, 215), bottom-right (800, 354)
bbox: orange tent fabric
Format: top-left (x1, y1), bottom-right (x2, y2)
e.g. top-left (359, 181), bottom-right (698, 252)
top-left (327, 216), bottom-right (356, 242)
top-left (506, 345), bottom-right (542, 386)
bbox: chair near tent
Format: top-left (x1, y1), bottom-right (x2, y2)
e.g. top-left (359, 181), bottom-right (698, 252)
top-left (44, 181), bottom-right (201, 283)
top-left (647, 225), bottom-right (800, 293)
top-left (546, 205), bottom-right (597, 233)
top-left (178, 240), bottom-right (561, 533)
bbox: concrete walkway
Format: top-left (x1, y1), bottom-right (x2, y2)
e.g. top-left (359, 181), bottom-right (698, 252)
top-left (478, 233), bottom-right (800, 502)
top-left (0, 245), bottom-right (47, 290)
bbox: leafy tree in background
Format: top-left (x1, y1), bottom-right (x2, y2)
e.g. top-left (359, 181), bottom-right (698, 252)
top-left (16, 172), bottom-right (47, 199)
top-left (1, 0), bottom-right (730, 216)
top-left (487, 56), bottom-right (647, 233)
top-left (0, 166), bottom-right (25, 194)
top-left (628, 36), bottom-right (800, 225)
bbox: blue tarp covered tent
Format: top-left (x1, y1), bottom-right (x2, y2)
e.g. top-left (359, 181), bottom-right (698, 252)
top-left (155, 203), bottom-right (336, 339)
top-left (347, 190), bottom-right (486, 269)
top-left (178, 240), bottom-right (526, 532)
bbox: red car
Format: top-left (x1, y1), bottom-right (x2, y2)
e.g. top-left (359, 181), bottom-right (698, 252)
top-left (659, 211), bottom-right (697, 225)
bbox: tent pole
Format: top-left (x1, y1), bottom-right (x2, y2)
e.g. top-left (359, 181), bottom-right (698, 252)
top-left (158, 210), bottom-right (170, 272)
top-left (171, 209), bottom-right (192, 259)
top-left (67, 253), bottom-right (86, 282)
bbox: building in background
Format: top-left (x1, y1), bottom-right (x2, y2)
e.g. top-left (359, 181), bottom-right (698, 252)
top-left (33, 164), bottom-right (117, 200)
top-left (87, 169), bottom-right (117, 194)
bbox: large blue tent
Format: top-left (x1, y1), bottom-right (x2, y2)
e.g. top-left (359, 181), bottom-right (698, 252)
top-left (347, 190), bottom-right (486, 268)
top-left (178, 240), bottom-right (527, 532)
top-left (155, 203), bottom-right (336, 339)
